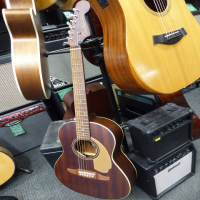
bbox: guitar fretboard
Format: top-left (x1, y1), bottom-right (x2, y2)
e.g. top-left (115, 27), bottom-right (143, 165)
top-left (70, 47), bottom-right (90, 140)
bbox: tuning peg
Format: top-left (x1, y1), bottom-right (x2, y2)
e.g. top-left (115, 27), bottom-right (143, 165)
top-left (67, 21), bottom-right (71, 26)
top-left (72, 8), bottom-right (79, 12)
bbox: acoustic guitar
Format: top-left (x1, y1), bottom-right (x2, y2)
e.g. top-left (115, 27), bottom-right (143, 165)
top-left (54, 1), bottom-right (137, 199)
top-left (88, 0), bottom-right (200, 94)
top-left (3, 0), bottom-right (51, 100)
top-left (0, 147), bottom-right (15, 186)
top-left (35, 0), bottom-right (68, 11)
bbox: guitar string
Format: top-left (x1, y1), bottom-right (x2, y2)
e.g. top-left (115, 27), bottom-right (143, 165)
top-left (71, 48), bottom-right (81, 171)
top-left (76, 14), bottom-right (88, 172)
top-left (152, 0), bottom-right (170, 38)
top-left (76, 49), bottom-right (85, 172)
top-left (158, 0), bottom-right (175, 36)
top-left (156, 0), bottom-right (171, 34)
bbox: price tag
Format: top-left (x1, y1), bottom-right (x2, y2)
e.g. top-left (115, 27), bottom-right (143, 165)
top-left (9, 123), bottom-right (25, 136)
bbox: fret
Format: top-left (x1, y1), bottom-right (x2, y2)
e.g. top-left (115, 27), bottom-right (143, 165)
top-left (71, 47), bottom-right (90, 140)
top-left (71, 56), bottom-right (82, 58)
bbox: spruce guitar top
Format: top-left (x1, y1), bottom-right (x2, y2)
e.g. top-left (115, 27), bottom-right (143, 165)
top-left (3, 0), bottom-right (51, 100)
top-left (88, 0), bottom-right (200, 94)
top-left (0, 147), bottom-right (15, 186)
top-left (54, 1), bottom-right (137, 199)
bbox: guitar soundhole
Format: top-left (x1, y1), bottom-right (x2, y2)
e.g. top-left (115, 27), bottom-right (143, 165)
top-left (144, 0), bottom-right (167, 12)
top-left (74, 140), bottom-right (99, 160)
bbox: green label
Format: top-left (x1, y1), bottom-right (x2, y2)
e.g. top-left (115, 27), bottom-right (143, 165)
top-left (63, 11), bottom-right (74, 20)
top-left (187, 3), bottom-right (197, 11)
top-left (57, 87), bottom-right (72, 101)
top-left (9, 123), bottom-right (25, 136)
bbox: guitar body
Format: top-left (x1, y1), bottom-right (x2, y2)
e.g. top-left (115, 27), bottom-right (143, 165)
top-left (63, 82), bottom-right (114, 119)
top-left (0, 0), bottom-right (6, 18)
top-left (0, 147), bottom-right (15, 186)
top-left (36, 0), bottom-right (68, 11)
top-left (157, 91), bottom-right (200, 140)
top-left (88, 0), bottom-right (200, 94)
top-left (55, 116), bottom-right (137, 199)
top-left (3, 0), bottom-right (51, 100)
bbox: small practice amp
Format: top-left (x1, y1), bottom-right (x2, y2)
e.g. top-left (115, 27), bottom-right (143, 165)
top-left (128, 142), bottom-right (196, 199)
top-left (0, 102), bottom-right (52, 156)
top-left (127, 103), bottom-right (193, 164)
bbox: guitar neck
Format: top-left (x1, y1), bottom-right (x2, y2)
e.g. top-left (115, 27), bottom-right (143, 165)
top-left (71, 47), bottom-right (90, 140)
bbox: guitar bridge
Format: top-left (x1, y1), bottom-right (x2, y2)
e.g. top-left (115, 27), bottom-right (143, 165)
top-left (67, 168), bottom-right (110, 181)
top-left (153, 28), bottom-right (187, 45)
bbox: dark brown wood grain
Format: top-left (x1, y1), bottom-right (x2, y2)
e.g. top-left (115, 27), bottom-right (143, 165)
top-left (0, 0), bottom-right (6, 18)
top-left (63, 82), bottom-right (114, 119)
top-left (54, 116), bottom-right (137, 199)
top-left (157, 91), bottom-right (200, 140)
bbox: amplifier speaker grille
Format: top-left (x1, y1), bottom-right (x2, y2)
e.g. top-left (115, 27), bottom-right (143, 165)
top-left (48, 53), bottom-right (101, 83)
top-left (154, 152), bottom-right (192, 195)
top-left (0, 56), bottom-right (34, 113)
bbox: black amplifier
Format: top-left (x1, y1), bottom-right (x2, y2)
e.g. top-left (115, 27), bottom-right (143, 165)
top-left (128, 142), bottom-right (196, 199)
top-left (127, 103), bottom-right (193, 164)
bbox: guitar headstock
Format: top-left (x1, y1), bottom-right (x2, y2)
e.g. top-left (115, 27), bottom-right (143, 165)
top-left (67, 1), bottom-right (91, 47)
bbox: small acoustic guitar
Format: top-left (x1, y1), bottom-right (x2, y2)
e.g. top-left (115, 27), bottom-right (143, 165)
top-left (88, 0), bottom-right (200, 94)
top-left (3, 0), bottom-right (51, 100)
top-left (54, 1), bottom-right (137, 199)
top-left (0, 147), bottom-right (15, 186)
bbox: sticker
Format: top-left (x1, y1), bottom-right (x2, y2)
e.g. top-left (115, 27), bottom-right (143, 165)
top-left (57, 87), bottom-right (73, 101)
top-left (155, 137), bottom-right (161, 142)
top-left (9, 123), bottom-right (25, 136)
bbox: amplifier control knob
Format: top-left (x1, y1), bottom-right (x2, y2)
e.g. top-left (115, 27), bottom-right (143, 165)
top-left (154, 168), bottom-right (159, 175)
top-left (159, 165), bottom-right (165, 171)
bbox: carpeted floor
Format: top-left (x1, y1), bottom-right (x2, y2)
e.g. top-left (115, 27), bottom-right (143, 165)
top-left (0, 138), bottom-right (200, 200)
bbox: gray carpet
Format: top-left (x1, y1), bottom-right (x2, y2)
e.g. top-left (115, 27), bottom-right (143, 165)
top-left (0, 136), bottom-right (200, 200)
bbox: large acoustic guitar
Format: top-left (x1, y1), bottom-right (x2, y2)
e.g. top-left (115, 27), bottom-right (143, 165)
top-left (54, 1), bottom-right (137, 199)
top-left (88, 0), bottom-right (200, 94)
top-left (0, 147), bottom-right (15, 186)
top-left (3, 0), bottom-right (51, 100)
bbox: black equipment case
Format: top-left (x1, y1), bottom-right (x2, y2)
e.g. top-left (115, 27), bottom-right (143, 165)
top-left (127, 103), bottom-right (193, 164)
top-left (40, 119), bottom-right (73, 168)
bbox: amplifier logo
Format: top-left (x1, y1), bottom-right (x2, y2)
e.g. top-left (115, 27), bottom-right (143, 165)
top-left (168, 162), bottom-right (180, 172)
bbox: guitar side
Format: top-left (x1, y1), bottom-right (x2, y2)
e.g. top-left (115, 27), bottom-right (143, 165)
top-left (54, 116), bottom-right (137, 199)
top-left (3, 0), bottom-right (51, 100)
top-left (0, 147), bottom-right (15, 186)
top-left (88, 0), bottom-right (200, 94)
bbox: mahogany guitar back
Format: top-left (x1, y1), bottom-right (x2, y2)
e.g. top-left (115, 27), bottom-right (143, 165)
top-left (63, 82), bottom-right (114, 119)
